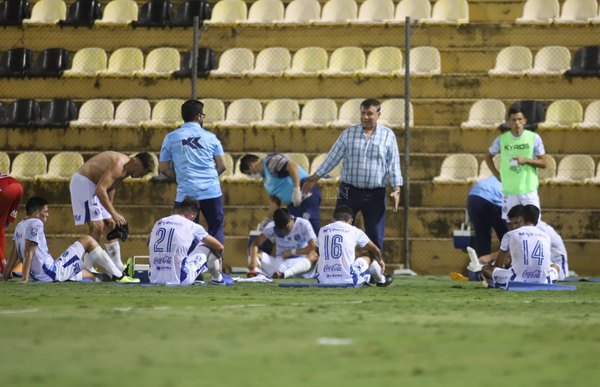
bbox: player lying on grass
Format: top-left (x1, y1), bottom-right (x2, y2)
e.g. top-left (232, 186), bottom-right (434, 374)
top-left (248, 208), bottom-right (318, 279)
top-left (2, 197), bottom-right (139, 284)
top-left (452, 204), bottom-right (568, 281)
top-left (148, 197), bottom-right (232, 286)
top-left (481, 204), bottom-right (561, 288)
top-left (317, 206), bottom-right (393, 287)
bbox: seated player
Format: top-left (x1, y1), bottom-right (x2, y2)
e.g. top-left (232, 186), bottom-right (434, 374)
top-left (148, 197), bottom-right (232, 286)
top-left (460, 205), bottom-right (568, 281)
top-left (248, 208), bottom-right (317, 279)
top-left (2, 197), bottom-right (138, 283)
top-left (481, 205), bottom-right (560, 288)
top-left (317, 206), bottom-right (393, 287)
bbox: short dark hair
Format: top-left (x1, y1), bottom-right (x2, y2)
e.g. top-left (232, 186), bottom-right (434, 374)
top-left (507, 204), bottom-right (524, 219)
top-left (508, 106), bottom-right (525, 117)
top-left (273, 208), bottom-right (291, 229)
top-left (360, 98), bottom-right (381, 112)
top-left (333, 205), bottom-right (353, 222)
top-left (181, 99), bottom-right (204, 122)
top-left (522, 204), bottom-right (540, 225)
top-left (134, 152), bottom-right (155, 174)
top-left (239, 154), bottom-right (259, 174)
top-left (175, 197), bottom-right (200, 216)
top-left (26, 196), bottom-right (48, 215)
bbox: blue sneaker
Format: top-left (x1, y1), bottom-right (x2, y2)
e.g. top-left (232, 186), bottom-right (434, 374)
top-left (209, 273), bottom-right (234, 286)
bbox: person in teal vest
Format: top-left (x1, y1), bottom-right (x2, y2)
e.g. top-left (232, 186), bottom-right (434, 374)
top-left (484, 106), bottom-right (548, 220)
top-left (239, 153), bottom-right (321, 235)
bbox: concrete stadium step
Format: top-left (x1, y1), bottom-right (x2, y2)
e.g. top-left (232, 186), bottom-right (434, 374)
top-left (2, 74), bottom-right (599, 101)
top-left (30, 235), bottom-right (600, 277)
top-left (3, 22), bottom-right (596, 53)
top-left (4, 125), bottom-right (600, 156)
top-left (42, 205), bottom-right (600, 240)
top-left (18, 180), bottom-right (600, 210)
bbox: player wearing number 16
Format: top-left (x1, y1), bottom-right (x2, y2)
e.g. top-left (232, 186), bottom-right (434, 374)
top-left (316, 206), bottom-right (393, 287)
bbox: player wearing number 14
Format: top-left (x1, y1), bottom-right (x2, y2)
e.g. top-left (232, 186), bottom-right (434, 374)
top-left (316, 206), bottom-right (393, 287)
top-left (482, 205), bottom-right (558, 289)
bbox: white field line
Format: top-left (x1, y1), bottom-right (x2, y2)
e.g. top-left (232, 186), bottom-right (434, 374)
top-left (0, 308), bottom-right (40, 315)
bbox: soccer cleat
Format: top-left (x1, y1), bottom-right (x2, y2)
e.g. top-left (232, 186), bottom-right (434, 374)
top-left (449, 272), bottom-right (469, 282)
top-left (107, 224), bottom-right (129, 242)
top-left (209, 273), bottom-right (234, 286)
top-left (123, 257), bottom-right (134, 278)
top-left (376, 274), bottom-right (394, 287)
top-left (116, 275), bottom-right (140, 284)
top-left (466, 247), bottom-right (483, 272)
top-left (271, 272), bottom-right (284, 279)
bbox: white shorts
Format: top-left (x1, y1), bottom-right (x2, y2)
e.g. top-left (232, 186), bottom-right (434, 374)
top-left (179, 248), bottom-right (209, 286)
top-left (317, 257), bottom-right (371, 287)
top-left (45, 241), bottom-right (86, 282)
top-left (150, 245), bottom-right (209, 286)
top-left (254, 252), bottom-right (315, 279)
top-left (70, 172), bottom-right (111, 225)
top-left (502, 192), bottom-right (540, 220)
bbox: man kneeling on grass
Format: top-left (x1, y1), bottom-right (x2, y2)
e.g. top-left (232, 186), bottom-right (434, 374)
top-left (481, 204), bottom-right (561, 289)
top-left (316, 206), bottom-right (393, 287)
top-left (148, 197), bottom-right (233, 286)
top-left (2, 197), bottom-right (138, 284)
top-left (248, 208), bottom-right (318, 279)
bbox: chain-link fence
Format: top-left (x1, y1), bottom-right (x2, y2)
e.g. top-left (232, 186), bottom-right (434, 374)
top-left (1, 0), bottom-right (600, 276)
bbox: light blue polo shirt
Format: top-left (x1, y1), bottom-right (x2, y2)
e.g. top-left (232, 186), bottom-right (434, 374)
top-left (468, 176), bottom-right (503, 207)
top-left (160, 122), bottom-right (224, 201)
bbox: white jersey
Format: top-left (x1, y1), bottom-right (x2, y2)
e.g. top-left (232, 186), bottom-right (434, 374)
top-left (13, 218), bottom-right (55, 282)
top-left (316, 221), bottom-right (371, 284)
top-left (500, 225), bottom-right (553, 284)
top-left (149, 214), bottom-right (209, 285)
top-left (536, 220), bottom-right (568, 278)
top-left (261, 217), bottom-right (316, 258)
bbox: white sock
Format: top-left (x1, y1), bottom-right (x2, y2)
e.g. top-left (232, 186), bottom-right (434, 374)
top-left (369, 260), bottom-right (385, 284)
top-left (283, 258), bottom-right (311, 279)
top-left (105, 241), bottom-right (123, 270)
top-left (90, 246), bottom-right (123, 278)
top-left (208, 253), bottom-right (223, 282)
top-left (81, 253), bottom-right (94, 270)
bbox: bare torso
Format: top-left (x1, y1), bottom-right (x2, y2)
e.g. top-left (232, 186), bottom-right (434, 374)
top-left (78, 151), bottom-right (129, 189)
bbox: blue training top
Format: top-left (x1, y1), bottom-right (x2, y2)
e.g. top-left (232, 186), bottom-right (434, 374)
top-left (159, 122), bottom-right (224, 201)
top-left (262, 158), bottom-right (308, 206)
top-left (468, 176), bottom-right (503, 207)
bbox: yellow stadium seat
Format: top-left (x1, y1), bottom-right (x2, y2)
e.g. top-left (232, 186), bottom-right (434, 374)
top-left (63, 47), bottom-right (107, 77)
top-left (216, 99), bottom-right (263, 128)
top-left (423, 0), bottom-right (468, 24)
top-left (142, 99), bottom-right (185, 129)
top-left (292, 98), bottom-right (338, 128)
top-left (244, 0), bottom-right (284, 23)
top-left (409, 46), bottom-right (441, 76)
top-left (578, 100), bottom-right (600, 129)
top-left (255, 99), bottom-right (300, 128)
top-left (321, 46), bottom-right (365, 76)
top-left (0, 152), bottom-right (10, 173)
top-left (70, 99), bottom-right (114, 128)
top-left (205, 0), bottom-right (247, 24)
top-left (105, 99), bottom-right (151, 128)
top-left (283, 0), bottom-right (321, 23)
top-left (310, 153), bottom-right (341, 182)
top-left (488, 46), bottom-right (533, 76)
top-left (353, 0), bottom-right (394, 23)
top-left (316, 0), bottom-right (357, 23)
top-left (537, 100), bottom-right (583, 129)
top-left (516, 0), bottom-right (559, 24)
top-left (22, 0), bottom-right (66, 25)
top-left (285, 47), bottom-right (328, 76)
top-left (10, 152), bottom-right (47, 180)
top-left (99, 47), bottom-right (144, 77)
top-left (380, 98), bottom-right (413, 128)
top-left (211, 48), bottom-right (255, 76)
top-left (136, 47), bottom-right (180, 78)
top-left (331, 98), bottom-right (363, 128)
top-left (200, 99), bottom-right (226, 126)
top-left (554, 0), bottom-right (597, 24)
top-left (551, 155), bottom-right (595, 184)
top-left (433, 154), bottom-right (479, 184)
top-left (460, 99), bottom-right (506, 130)
top-left (527, 46), bottom-right (571, 76)
top-left (40, 152), bottom-right (84, 181)
top-left (357, 46), bottom-right (403, 76)
top-left (283, 153), bottom-right (310, 172)
top-left (95, 0), bottom-right (138, 26)
top-left (246, 47), bottom-right (291, 76)
top-left (389, 0), bottom-right (431, 23)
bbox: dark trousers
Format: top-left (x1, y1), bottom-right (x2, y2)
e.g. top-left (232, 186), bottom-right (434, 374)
top-left (175, 195), bottom-right (225, 244)
top-left (467, 195), bottom-right (507, 256)
top-left (288, 177), bottom-right (322, 235)
top-left (336, 182), bottom-right (387, 251)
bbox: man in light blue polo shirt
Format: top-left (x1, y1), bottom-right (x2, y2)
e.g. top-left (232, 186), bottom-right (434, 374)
top-left (158, 100), bottom-right (227, 243)
top-left (467, 176), bottom-right (507, 256)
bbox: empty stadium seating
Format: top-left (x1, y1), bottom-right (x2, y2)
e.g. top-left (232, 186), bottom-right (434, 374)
top-left (22, 0), bottom-right (65, 25)
top-left (516, 0), bottom-right (559, 24)
top-left (433, 154), bottom-right (478, 184)
top-left (461, 99), bottom-right (506, 130)
top-left (551, 155), bottom-right (595, 184)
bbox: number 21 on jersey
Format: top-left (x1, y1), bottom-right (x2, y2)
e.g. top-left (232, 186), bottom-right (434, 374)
top-left (153, 227), bottom-right (175, 253)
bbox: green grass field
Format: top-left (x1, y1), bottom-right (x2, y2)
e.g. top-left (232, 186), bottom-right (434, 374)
top-left (1, 276), bottom-right (599, 387)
